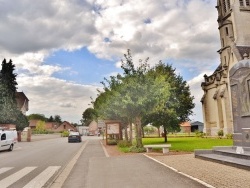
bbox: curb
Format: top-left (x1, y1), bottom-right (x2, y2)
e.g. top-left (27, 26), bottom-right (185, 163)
top-left (49, 140), bottom-right (89, 188)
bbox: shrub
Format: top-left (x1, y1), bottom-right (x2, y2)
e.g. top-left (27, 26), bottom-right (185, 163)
top-left (32, 129), bottom-right (49, 134)
top-left (226, 133), bottom-right (233, 139)
top-left (195, 130), bottom-right (206, 138)
top-left (129, 146), bottom-right (146, 153)
top-left (33, 120), bottom-right (47, 134)
top-left (117, 140), bottom-right (132, 148)
top-left (107, 139), bottom-right (118, 145)
top-left (61, 131), bottom-right (69, 137)
top-left (217, 130), bottom-right (224, 138)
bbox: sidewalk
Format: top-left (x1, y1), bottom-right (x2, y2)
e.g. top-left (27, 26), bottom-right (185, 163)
top-left (148, 153), bottom-right (250, 188)
top-left (60, 139), bottom-right (206, 188)
top-left (103, 141), bottom-right (250, 188)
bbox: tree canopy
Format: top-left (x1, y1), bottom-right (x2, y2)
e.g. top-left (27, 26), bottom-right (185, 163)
top-left (94, 50), bottom-right (182, 147)
top-left (143, 62), bottom-right (195, 142)
top-left (27, 114), bottom-right (47, 121)
top-left (93, 50), bottom-right (195, 147)
top-left (0, 59), bottom-right (28, 130)
top-left (81, 108), bottom-right (97, 126)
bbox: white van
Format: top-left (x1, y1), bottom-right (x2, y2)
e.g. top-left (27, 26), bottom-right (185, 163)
top-left (0, 129), bottom-right (18, 152)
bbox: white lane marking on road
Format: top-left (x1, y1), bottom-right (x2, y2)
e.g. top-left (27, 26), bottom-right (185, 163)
top-left (144, 154), bottom-right (215, 188)
top-left (0, 167), bottom-right (13, 175)
top-left (0, 167), bottom-right (37, 188)
top-left (23, 166), bottom-right (61, 188)
top-left (100, 140), bottom-right (109, 157)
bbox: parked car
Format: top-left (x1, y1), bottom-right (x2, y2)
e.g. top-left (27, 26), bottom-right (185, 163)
top-left (0, 129), bottom-right (18, 151)
top-left (68, 131), bottom-right (82, 143)
top-left (87, 132), bottom-right (95, 136)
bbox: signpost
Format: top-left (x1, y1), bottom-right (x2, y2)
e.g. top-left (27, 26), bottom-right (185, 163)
top-left (105, 120), bottom-right (122, 145)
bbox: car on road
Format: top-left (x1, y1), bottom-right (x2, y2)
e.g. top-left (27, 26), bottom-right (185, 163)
top-left (68, 131), bottom-right (82, 143)
top-left (0, 129), bottom-right (18, 151)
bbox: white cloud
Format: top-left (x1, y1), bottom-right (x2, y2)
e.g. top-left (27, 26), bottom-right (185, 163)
top-left (0, 0), bottom-right (220, 123)
top-left (16, 75), bottom-right (100, 123)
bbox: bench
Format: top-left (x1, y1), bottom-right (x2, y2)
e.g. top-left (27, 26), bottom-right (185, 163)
top-left (144, 144), bottom-right (171, 154)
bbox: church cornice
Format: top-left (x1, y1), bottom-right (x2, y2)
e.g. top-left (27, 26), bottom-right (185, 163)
top-left (217, 46), bottom-right (230, 54)
top-left (201, 64), bottom-right (228, 88)
top-left (239, 6), bottom-right (250, 12)
top-left (217, 10), bottom-right (232, 24)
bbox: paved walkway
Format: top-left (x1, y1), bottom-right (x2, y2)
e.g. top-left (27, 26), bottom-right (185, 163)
top-left (61, 139), bottom-right (206, 188)
top-left (149, 153), bottom-right (250, 188)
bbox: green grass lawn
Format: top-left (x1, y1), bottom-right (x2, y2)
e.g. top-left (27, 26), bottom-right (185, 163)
top-left (142, 137), bottom-right (233, 152)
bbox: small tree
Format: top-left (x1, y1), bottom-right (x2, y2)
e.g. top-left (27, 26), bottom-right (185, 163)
top-left (217, 130), bottom-right (224, 139)
top-left (34, 120), bottom-right (46, 134)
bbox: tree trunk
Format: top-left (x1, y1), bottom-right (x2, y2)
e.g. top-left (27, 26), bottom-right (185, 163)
top-left (135, 116), bottom-right (143, 148)
top-left (129, 122), bottom-right (133, 144)
top-left (157, 127), bottom-right (160, 137)
top-left (124, 124), bottom-right (128, 141)
top-left (163, 126), bottom-right (168, 143)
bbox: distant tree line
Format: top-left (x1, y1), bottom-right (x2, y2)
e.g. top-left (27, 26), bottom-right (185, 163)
top-left (27, 114), bottom-right (63, 124)
top-left (27, 113), bottom-right (79, 127)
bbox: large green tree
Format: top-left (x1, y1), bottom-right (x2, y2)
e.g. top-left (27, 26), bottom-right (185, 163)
top-left (94, 50), bottom-right (170, 148)
top-left (144, 62), bottom-right (195, 142)
top-left (0, 59), bottom-right (28, 130)
top-left (93, 50), bottom-right (194, 147)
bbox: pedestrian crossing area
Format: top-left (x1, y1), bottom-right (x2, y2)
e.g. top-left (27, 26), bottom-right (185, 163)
top-left (0, 166), bottom-right (61, 188)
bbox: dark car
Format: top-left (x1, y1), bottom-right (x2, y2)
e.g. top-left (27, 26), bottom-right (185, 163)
top-left (68, 132), bottom-right (82, 143)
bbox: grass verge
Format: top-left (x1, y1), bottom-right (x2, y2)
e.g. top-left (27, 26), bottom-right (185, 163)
top-left (118, 137), bottom-right (233, 152)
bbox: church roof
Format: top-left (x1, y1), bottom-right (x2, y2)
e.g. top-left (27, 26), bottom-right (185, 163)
top-left (236, 46), bottom-right (250, 59)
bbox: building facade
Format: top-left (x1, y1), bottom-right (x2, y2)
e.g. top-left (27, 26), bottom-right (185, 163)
top-left (15, 92), bottom-right (29, 115)
top-left (201, 0), bottom-right (250, 135)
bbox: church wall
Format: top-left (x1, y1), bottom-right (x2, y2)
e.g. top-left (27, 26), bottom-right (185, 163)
top-left (231, 1), bottom-right (250, 45)
top-left (203, 87), bottom-right (218, 135)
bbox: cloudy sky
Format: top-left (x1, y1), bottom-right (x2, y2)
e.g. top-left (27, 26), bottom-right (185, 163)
top-left (0, 0), bottom-right (220, 123)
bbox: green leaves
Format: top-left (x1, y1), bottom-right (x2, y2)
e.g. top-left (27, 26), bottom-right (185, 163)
top-left (93, 50), bottom-right (194, 145)
top-left (0, 59), bottom-right (28, 130)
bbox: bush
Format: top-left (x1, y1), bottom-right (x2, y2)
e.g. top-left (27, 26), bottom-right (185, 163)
top-left (226, 133), bottom-right (233, 139)
top-left (107, 139), bottom-right (118, 145)
top-left (61, 131), bottom-right (69, 137)
top-left (195, 130), bottom-right (206, 138)
top-left (32, 129), bottom-right (49, 134)
top-left (117, 140), bottom-right (132, 148)
top-left (217, 130), bottom-right (224, 138)
top-left (129, 146), bottom-right (146, 153)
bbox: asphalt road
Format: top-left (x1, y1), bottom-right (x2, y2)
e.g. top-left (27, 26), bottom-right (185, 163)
top-left (62, 139), bottom-right (206, 188)
top-left (0, 136), bottom-right (83, 188)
